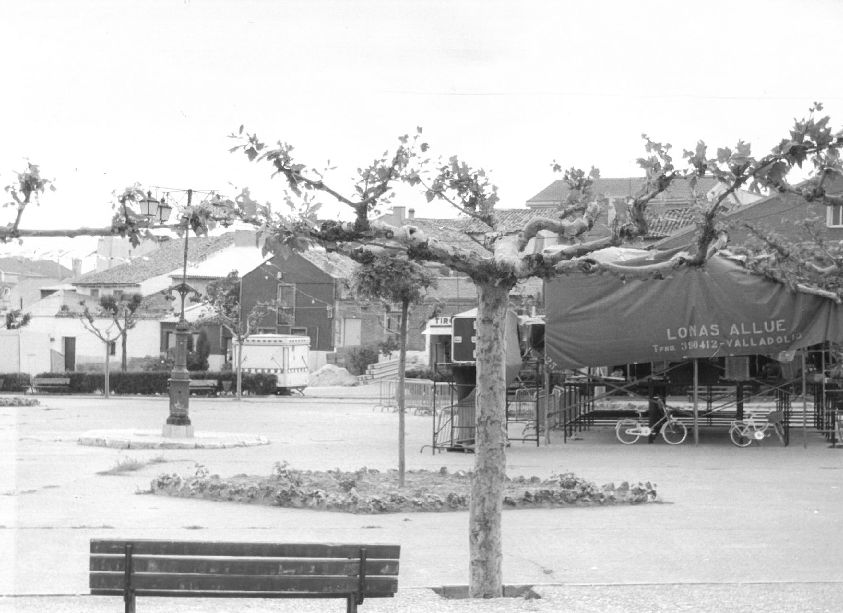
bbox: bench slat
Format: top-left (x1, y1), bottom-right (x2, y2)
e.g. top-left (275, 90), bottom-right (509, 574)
top-left (90, 589), bottom-right (391, 599)
top-left (90, 555), bottom-right (399, 576)
top-left (90, 540), bottom-right (400, 560)
top-left (90, 572), bottom-right (398, 595)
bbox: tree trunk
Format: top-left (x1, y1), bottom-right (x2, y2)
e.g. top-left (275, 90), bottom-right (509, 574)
top-left (121, 330), bottom-right (128, 372)
top-left (469, 282), bottom-right (509, 598)
top-left (104, 342), bottom-right (111, 399)
top-left (236, 338), bottom-right (243, 400)
top-left (397, 299), bottom-right (409, 488)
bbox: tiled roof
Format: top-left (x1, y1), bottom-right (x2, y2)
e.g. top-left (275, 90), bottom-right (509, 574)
top-left (74, 234), bottom-right (235, 286)
top-left (650, 177), bottom-right (829, 250)
top-left (408, 218), bottom-right (491, 255)
top-left (175, 246), bottom-right (269, 280)
top-left (300, 249), bottom-right (359, 278)
top-left (526, 177), bottom-right (721, 207)
top-left (644, 208), bottom-right (700, 238)
top-left (458, 209), bottom-right (547, 234)
top-left (0, 257), bottom-right (73, 279)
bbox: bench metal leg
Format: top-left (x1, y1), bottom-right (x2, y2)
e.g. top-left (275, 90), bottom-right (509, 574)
top-left (123, 543), bottom-right (136, 613)
top-left (347, 595), bottom-right (357, 613)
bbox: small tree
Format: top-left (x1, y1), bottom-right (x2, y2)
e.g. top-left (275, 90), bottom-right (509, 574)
top-left (197, 271), bottom-right (273, 399)
top-left (350, 253), bottom-right (437, 487)
top-left (5, 309), bottom-right (31, 329)
top-left (78, 301), bottom-right (121, 398)
top-left (97, 294), bottom-right (143, 372)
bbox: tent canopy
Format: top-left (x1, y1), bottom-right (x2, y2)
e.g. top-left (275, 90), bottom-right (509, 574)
top-left (545, 251), bottom-right (843, 370)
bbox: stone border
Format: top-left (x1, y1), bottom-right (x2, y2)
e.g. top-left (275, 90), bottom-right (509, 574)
top-left (432, 585), bottom-right (541, 599)
top-left (77, 429), bottom-right (270, 449)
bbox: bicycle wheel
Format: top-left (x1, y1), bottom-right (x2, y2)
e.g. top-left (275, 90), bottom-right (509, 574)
top-left (661, 420), bottom-right (687, 445)
top-left (615, 419), bottom-right (641, 444)
top-left (729, 423), bottom-right (752, 447)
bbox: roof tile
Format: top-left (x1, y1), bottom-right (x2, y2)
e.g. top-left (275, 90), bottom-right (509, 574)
top-left (526, 177), bottom-right (720, 207)
top-left (74, 234), bottom-right (235, 286)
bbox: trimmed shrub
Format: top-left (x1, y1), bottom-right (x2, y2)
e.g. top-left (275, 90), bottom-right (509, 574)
top-left (344, 345), bottom-right (379, 376)
top-left (29, 370), bottom-right (278, 396)
top-left (0, 373), bottom-right (30, 392)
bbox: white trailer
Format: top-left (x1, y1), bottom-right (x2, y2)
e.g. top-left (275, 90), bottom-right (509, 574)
top-left (233, 334), bottom-right (310, 394)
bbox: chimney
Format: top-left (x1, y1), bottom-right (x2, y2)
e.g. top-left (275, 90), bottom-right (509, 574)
top-left (408, 208), bottom-right (415, 220)
top-left (71, 258), bottom-right (82, 278)
top-left (392, 205), bottom-right (405, 222)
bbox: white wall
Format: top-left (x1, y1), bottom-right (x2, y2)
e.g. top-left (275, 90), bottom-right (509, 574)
top-left (23, 316), bottom-right (163, 369)
top-left (0, 329), bottom-right (53, 374)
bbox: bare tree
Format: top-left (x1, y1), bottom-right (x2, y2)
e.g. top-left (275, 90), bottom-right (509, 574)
top-left (77, 300), bottom-right (124, 398)
top-left (94, 294), bottom-right (143, 372)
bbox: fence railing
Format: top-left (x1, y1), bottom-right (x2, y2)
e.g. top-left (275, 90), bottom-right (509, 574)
top-left (375, 379), bottom-right (451, 415)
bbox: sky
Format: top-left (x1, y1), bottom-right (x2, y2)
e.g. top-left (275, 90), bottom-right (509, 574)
top-left (2, 0), bottom-right (843, 262)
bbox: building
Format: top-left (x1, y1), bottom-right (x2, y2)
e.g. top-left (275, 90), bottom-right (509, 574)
top-left (653, 177), bottom-right (843, 251)
top-left (0, 257), bottom-right (75, 317)
top-left (525, 176), bottom-right (762, 247)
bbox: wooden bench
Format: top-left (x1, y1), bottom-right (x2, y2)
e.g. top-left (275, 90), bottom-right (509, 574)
top-left (31, 376), bottom-right (71, 393)
top-left (90, 539), bottom-right (400, 613)
top-left (188, 379), bottom-right (218, 396)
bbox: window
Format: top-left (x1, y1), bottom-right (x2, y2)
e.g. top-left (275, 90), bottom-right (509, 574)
top-left (291, 326), bottom-right (308, 336)
top-left (277, 283), bottom-right (296, 325)
top-left (112, 289), bottom-right (123, 300)
top-left (828, 205), bottom-right (843, 228)
top-left (90, 289), bottom-right (100, 299)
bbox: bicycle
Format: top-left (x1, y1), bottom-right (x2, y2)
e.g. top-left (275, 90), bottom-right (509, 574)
top-left (615, 399), bottom-right (688, 445)
top-left (728, 410), bottom-right (784, 447)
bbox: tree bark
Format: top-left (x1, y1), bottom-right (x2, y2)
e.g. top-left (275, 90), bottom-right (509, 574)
top-left (397, 299), bottom-right (409, 488)
top-left (121, 330), bottom-right (128, 372)
top-left (104, 343), bottom-right (111, 399)
top-left (236, 338), bottom-right (243, 400)
top-left (469, 282), bottom-right (509, 598)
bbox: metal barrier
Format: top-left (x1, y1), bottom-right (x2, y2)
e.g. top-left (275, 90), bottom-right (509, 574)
top-left (375, 379), bottom-right (450, 416)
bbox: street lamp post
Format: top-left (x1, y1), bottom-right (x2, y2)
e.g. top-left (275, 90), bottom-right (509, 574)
top-left (164, 189), bottom-right (195, 438)
top-left (141, 189), bottom-right (195, 438)
top-left (140, 188), bottom-right (235, 438)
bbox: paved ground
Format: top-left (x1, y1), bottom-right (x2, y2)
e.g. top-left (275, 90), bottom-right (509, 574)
top-left (1, 384), bottom-right (842, 612)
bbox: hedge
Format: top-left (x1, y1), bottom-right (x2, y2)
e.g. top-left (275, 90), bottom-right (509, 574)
top-left (31, 371), bottom-right (278, 396)
top-left (0, 372), bottom-right (31, 392)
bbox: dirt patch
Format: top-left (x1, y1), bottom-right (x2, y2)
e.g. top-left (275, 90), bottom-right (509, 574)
top-left (150, 463), bottom-right (658, 513)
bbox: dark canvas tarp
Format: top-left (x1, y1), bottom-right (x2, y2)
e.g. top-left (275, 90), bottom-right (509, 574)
top-left (546, 252), bottom-right (843, 369)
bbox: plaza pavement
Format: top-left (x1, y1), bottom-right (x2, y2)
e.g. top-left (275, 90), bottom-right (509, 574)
top-left (1, 384), bottom-right (841, 612)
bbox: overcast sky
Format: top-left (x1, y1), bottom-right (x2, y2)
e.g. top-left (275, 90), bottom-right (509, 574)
top-left (3, 0), bottom-right (843, 259)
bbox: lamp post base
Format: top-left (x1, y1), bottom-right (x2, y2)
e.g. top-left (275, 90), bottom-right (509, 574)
top-left (162, 423), bottom-right (195, 438)
top-left (166, 376), bottom-right (192, 437)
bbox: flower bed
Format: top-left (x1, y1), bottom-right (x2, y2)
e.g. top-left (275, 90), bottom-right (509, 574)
top-left (150, 462), bottom-right (658, 513)
top-left (0, 397), bottom-right (39, 407)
